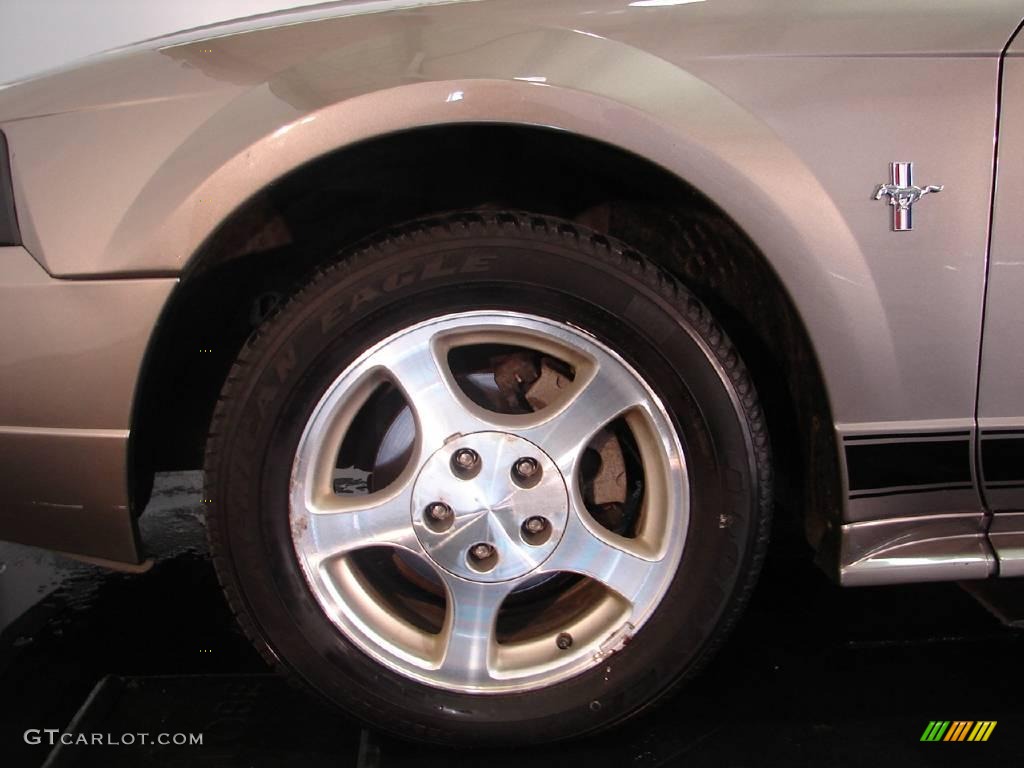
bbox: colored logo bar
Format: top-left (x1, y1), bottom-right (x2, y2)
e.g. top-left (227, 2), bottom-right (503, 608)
top-left (920, 721), bottom-right (997, 742)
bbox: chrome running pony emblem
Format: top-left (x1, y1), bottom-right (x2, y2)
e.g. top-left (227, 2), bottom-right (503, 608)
top-left (874, 162), bottom-right (943, 232)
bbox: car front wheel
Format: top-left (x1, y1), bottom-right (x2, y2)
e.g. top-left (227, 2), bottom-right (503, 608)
top-left (204, 212), bottom-right (771, 745)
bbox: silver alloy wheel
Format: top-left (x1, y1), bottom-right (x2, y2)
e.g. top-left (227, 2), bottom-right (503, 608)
top-left (289, 311), bottom-right (689, 693)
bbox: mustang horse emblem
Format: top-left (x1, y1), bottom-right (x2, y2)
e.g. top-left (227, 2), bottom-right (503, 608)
top-left (874, 162), bottom-right (943, 231)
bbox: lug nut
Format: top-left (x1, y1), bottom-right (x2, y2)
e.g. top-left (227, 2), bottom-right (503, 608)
top-left (514, 457), bottom-right (539, 479)
top-left (451, 448), bottom-right (481, 477)
top-left (455, 449), bottom-right (479, 469)
top-left (523, 516), bottom-right (548, 535)
top-left (469, 543), bottom-right (495, 562)
top-left (426, 502), bottom-right (452, 522)
top-left (556, 632), bottom-right (573, 650)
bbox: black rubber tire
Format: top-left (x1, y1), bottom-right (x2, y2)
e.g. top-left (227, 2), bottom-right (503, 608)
top-left (204, 211), bottom-right (772, 746)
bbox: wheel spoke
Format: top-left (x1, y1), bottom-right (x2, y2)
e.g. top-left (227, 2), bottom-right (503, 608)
top-left (300, 485), bottom-right (418, 564)
top-left (376, 335), bottom-right (493, 444)
top-left (519, 364), bottom-right (645, 474)
top-left (436, 575), bottom-right (516, 685)
top-left (538, 511), bottom-right (654, 604)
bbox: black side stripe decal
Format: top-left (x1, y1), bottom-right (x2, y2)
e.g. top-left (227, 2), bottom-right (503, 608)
top-left (980, 432), bottom-right (1024, 485)
top-left (844, 430), bottom-right (971, 442)
top-left (849, 484), bottom-right (973, 500)
top-left (844, 430), bottom-right (1024, 501)
top-left (845, 437), bottom-right (972, 495)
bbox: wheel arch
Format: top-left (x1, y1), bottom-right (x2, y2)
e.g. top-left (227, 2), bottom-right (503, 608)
top-left (124, 22), bottom-right (854, 556)
top-left (129, 120), bottom-right (841, 557)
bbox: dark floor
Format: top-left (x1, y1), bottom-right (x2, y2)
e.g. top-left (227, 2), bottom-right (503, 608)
top-left (1, 472), bottom-right (1021, 767)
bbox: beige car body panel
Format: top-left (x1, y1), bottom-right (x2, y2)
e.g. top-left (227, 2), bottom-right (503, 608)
top-left (0, 246), bottom-right (174, 561)
top-left (0, 0), bottom-right (1021, 568)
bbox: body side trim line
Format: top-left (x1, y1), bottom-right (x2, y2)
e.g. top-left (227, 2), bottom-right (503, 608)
top-left (844, 430), bottom-right (970, 441)
top-left (840, 512), bottom-right (995, 586)
top-left (849, 484), bottom-right (973, 500)
top-left (0, 426), bottom-right (130, 438)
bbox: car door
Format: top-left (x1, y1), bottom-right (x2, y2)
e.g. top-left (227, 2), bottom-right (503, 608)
top-left (978, 27), bottom-right (1024, 574)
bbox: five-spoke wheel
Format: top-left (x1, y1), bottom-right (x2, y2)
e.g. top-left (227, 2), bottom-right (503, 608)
top-left (290, 312), bottom-right (688, 691)
top-left (205, 212), bottom-right (770, 745)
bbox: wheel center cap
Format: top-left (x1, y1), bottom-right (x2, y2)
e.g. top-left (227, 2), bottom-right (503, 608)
top-left (411, 432), bottom-right (569, 583)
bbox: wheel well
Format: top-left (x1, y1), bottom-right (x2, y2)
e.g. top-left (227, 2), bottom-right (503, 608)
top-left (129, 124), bottom-right (840, 554)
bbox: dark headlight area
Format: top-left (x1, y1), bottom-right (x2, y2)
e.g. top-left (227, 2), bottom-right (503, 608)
top-left (0, 130), bottom-right (20, 246)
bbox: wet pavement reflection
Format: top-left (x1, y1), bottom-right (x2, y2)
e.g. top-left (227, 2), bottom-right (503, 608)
top-left (1, 472), bottom-right (1022, 767)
